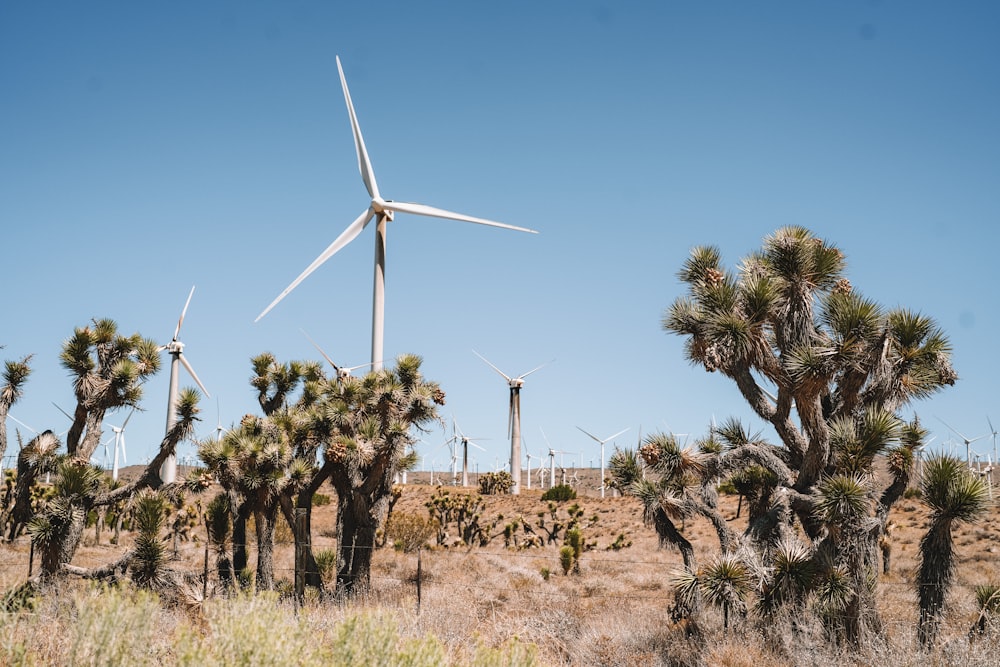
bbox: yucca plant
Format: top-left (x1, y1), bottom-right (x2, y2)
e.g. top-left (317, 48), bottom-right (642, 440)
top-left (917, 455), bottom-right (992, 647)
top-left (130, 491), bottom-right (169, 590)
top-left (699, 553), bottom-right (753, 631)
top-left (971, 584), bottom-right (1000, 637)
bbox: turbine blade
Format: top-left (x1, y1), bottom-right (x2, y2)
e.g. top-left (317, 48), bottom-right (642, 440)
top-left (336, 56), bottom-right (380, 200)
top-left (174, 285), bottom-right (196, 341)
top-left (937, 416), bottom-right (969, 442)
top-left (256, 207), bottom-right (375, 322)
top-left (120, 433), bottom-right (126, 463)
top-left (7, 415), bottom-right (37, 434)
top-left (473, 350), bottom-right (512, 382)
top-left (301, 329), bottom-right (341, 373)
top-left (121, 408), bottom-right (136, 430)
top-left (383, 200), bottom-right (537, 234)
top-left (178, 354), bottom-right (211, 397)
top-left (576, 426), bottom-right (601, 443)
top-left (517, 360), bottom-right (551, 380)
top-left (52, 402), bottom-right (73, 422)
top-left (605, 428), bottom-right (630, 442)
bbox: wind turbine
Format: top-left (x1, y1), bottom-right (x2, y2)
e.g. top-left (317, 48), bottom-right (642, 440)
top-left (988, 416), bottom-right (998, 466)
top-left (302, 330), bottom-right (376, 383)
top-left (107, 409), bottom-right (135, 482)
top-left (255, 56), bottom-right (538, 372)
top-left (475, 351), bottom-right (549, 495)
top-left (539, 427), bottom-right (568, 489)
top-left (937, 417), bottom-right (986, 468)
top-left (524, 440), bottom-right (537, 490)
top-left (453, 421), bottom-right (487, 488)
top-left (160, 286), bottom-right (210, 484)
top-left (577, 426), bottom-right (629, 498)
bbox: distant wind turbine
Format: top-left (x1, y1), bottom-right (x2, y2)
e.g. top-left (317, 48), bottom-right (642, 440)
top-left (937, 417), bottom-right (986, 468)
top-left (576, 426), bottom-right (629, 498)
top-left (255, 56), bottom-right (538, 372)
top-left (302, 330), bottom-right (375, 382)
top-left (108, 409), bottom-right (135, 482)
top-left (452, 419), bottom-right (487, 488)
top-left (160, 286), bottom-right (210, 484)
top-left (475, 351), bottom-right (549, 495)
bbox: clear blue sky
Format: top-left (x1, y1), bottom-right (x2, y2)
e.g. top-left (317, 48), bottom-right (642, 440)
top-left (3, 1), bottom-right (999, 476)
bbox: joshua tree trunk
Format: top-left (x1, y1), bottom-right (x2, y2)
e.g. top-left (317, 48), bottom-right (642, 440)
top-left (40, 509), bottom-right (87, 579)
top-left (334, 492), bottom-right (380, 595)
top-left (918, 523), bottom-right (953, 647)
top-left (254, 507), bottom-right (277, 590)
top-left (232, 504), bottom-right (251, 589)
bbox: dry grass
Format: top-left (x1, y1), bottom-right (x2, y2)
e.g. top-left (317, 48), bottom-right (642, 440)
top-left (3, 468), bottom-right (1000, 665)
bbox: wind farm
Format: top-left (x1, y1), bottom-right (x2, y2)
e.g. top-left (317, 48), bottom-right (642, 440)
top-left (4, 4), bottom-right (1000, 662)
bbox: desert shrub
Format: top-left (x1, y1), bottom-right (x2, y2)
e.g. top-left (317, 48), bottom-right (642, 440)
top-left (903, 487), bottom-right (922, 499)
top-left (386, 511), bottom-right (437, 553)
top-left (314, 548), bottom-right (337, 586)
top-left (606, 533), bottom-right (633, 551)
top-left (66, 585), bottom-right (166, 666)
top-left (312, 493), bottom-right (332, 507)
top-left (559, 546), bottom-right (575, 575)
top-left (541, 484), bottom-right (576, 502)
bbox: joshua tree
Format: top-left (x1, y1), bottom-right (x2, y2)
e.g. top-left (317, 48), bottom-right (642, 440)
top-left (198, 413), bottom-right (309, 590)
top-left (58, 319), bottom-right (161, 461)
top-left (654, 227), bottom-right (955, 643)
top-left (26, 388), bottom-right (201, 580)
top-left (314, 354), bottom-right (444, 595)
top-left (917, 455), bottom-right (991, 647)
top-left (0, 353), bottom-right (33, 467)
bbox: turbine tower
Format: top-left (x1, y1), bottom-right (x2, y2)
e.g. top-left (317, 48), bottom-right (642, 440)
top-left (160, 286), bottom-right (210, 484)
top-left (475, 351), bottom-right (548, 495)
top-left (108, 409), bottom-right (135, 482)
top-left (576, 426), bottom-right (629, 498)
top-left (256, 57), bottom-right (537, 371)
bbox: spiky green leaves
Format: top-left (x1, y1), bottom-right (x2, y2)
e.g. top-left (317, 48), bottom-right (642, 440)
top-left (813, 474), bottom-right (870, 526)
top-left (829, 408), bottom-right (900, 475)
top-left (920, 456), bottom-right (992, 522)
top-left (1, 355), bottom-right (32, 406)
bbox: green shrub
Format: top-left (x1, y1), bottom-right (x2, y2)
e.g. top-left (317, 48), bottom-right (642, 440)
top-left (541, 484), bottom-right (576, 502)
top-left (312, 492), bottom-right (332, 507)
top-left (385, 511), bottom-right (437, 553)
top-left (314, 548), bottom-right (338, 586)
top-left (559, 546), bottom-right (575, 575)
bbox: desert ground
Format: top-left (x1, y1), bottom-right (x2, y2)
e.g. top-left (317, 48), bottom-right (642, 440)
top-left (2, 466), bottom-right (1000, 665)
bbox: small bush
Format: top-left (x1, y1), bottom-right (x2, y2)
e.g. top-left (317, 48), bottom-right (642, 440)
top-left (312, 493), bottom-right (332, 507)
top-left (385, 511), bottom-right (437, 553)
top-left (314, 548), bottom-right (337, 586)
top-left (903, 486), bottom-right (922, 499)
top-left (541, 484), bottom-right (577, 502)
top-left (559, 546), bottom-right (575, 575)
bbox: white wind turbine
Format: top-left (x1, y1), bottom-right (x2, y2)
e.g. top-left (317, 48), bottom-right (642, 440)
top-left (524, 439), bottom-right (537, 490)
top-left (937, 417), bottom-right (987, 468)
top-left (475, 351), bottom-right (549, 495)
top-left (987, 416), bottom-right (998, 467)
top-left (255, 56), bottom-right (537, 371)
top-left (160, 286), bottom-right (210, 484)
top-left (452, 419), bottom-right (487, 488)
top-left (302, 330), bottom-right (376, 383)
top-left (540, 427), bottom-right (568, 489)
top-left (577, 426), bottom-right (629, 498)
top-left (108, 409), bottom-right (135, 482)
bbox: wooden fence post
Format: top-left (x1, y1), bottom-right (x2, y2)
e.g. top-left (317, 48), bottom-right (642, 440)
top-left (295, 507), bottom-right (308, 606)
top-left (416, 547), bottom-right (422, 614)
